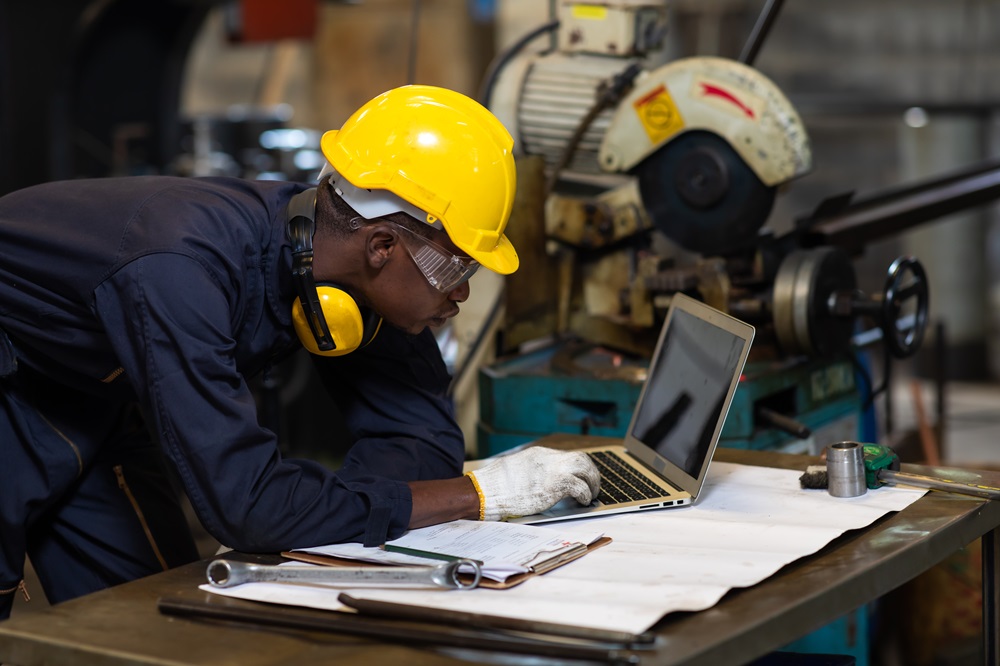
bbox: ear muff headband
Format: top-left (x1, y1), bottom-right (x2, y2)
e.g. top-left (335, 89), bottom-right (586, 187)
top-left (287, 188), bottom-right (381, 356)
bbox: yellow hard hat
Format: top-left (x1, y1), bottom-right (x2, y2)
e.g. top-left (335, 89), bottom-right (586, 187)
top-left (320, 85), bottom-right (519, 275)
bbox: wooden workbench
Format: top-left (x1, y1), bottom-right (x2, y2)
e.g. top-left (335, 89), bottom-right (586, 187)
top-left (1, 438), bottom-right (998, 666)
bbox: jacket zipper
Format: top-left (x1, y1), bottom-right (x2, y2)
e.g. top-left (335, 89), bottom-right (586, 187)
top-left (113, 465), bottom-right (169, 571)
top-left (36, 412), bottom-right (83, 478)
top-left (102, 366), bottom-right (125, 383)
top-left (16, 412), bottom-right (79, 605)
top-left (0, 580), bottom-right (30, 602)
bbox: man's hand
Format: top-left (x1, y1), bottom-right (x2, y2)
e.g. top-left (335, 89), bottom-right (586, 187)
top-left (469, 447), bottom-right (601, 521)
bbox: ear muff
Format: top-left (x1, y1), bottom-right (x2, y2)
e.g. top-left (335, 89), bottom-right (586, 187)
top-left (287, 188), bottom-right (381, 356)
top-left (290, 295), bottom-right (381, 356)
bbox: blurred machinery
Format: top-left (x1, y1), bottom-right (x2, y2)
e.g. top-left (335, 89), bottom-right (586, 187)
top-left (171, 107), bottom-right (325, 182)
top-left (472, 0), bottom-right (1000, 459)
top-left (473, 11), bottom-right (1000, 656)
top-left (0, 0), bottom-right (318, 195)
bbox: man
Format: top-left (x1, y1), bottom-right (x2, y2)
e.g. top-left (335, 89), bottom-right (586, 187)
top-left (0, 85), bottom-right (600, 618)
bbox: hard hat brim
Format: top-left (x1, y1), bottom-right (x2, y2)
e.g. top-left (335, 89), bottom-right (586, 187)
top-left (468, 231), bottom-right (519, 275)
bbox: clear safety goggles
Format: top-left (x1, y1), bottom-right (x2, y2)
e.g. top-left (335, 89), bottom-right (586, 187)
top-left (390, 222), bottom-right (480, 293)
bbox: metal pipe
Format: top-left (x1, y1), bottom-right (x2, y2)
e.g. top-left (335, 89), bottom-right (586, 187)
top-left (798, 159), bottom-right (1000, 249)
top-left (738, 0), bottom-right (785, 66)
top-left (826, 442), bottom-right (867, 498)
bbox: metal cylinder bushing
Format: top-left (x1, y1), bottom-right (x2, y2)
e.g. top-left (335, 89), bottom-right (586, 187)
top-left (826, 441), bottom-right (867, 498)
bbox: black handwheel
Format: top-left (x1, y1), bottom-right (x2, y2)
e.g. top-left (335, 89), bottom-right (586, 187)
top-left (882, 256), bottom-right (929, 358)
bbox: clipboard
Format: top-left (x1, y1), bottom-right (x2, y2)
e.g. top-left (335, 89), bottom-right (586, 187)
top-left (281, 536), bottom-right (612, 589)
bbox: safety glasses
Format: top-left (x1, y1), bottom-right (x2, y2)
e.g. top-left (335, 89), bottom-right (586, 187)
top-left (391, 222), bottom-right (480, 293)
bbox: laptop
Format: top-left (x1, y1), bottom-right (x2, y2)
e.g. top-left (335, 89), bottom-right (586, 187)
top-left (509, 292), bottom-right (755, 524)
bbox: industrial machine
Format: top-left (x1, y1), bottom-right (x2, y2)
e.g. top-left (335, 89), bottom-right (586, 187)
top-left (474, 8), bottom-right (1000, 660)
top-left (475, 0), bottom-right (944, 460)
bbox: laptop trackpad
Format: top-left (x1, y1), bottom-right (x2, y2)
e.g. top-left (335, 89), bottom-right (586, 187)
top-left (538, 496), bottom-right (598, 518)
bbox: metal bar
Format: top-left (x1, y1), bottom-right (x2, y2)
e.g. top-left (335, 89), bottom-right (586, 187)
top-left (879, 469), bottom-right (1000, 500)
top-left (983, 527), bottom-right (1000, 666)
top-left (738, 0), bottom-right (785, 66)
top-left (798, 160), bottom-right (1000, 249)
top-left (935, 321), bottom-right (947, 460)
top-left (338, 593), bottom-right (656, 647)
top-left (157, 596), bottom-right (641, 664)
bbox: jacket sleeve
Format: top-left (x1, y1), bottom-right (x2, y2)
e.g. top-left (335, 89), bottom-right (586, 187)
top-left (309, 326), bottom-right (467, 543)
top-left (94, 253), bottom-right (416, 550)
top-left (312, 325), bottom-right (466, 479)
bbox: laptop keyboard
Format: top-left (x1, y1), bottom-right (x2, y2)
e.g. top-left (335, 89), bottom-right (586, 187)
top-left (589, 450), bottom-right (671, 505)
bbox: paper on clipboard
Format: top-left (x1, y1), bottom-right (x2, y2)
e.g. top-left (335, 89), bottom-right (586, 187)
top-left (284, 519), bottom-right (609, 589)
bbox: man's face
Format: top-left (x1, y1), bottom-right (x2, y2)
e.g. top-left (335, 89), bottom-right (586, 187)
top-left (367, 225), bottom-right (474, 335)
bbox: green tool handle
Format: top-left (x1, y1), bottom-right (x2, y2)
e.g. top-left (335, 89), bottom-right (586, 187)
top-left (879, 469), bottom-right (1000, 500)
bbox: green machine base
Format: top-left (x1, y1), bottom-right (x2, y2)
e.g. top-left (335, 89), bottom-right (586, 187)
top-left (477, 342), bottom-right (863, 458)
top-left (476, 342), bottom-right (872, 666)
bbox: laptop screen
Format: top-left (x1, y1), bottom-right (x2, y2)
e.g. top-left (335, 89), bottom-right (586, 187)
top-left (626, 294), bottom-right (754, 488)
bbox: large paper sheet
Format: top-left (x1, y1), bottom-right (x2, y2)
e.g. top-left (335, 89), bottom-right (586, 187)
top-left (203, 462), bottom-right (927, 634)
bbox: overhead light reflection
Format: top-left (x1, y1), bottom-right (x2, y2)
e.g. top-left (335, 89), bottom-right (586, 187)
top-left (903, 107), bottom-right (929, 129)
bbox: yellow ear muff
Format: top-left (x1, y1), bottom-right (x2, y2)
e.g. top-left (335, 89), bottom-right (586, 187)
top-left (291, 285), bottom-right (381, 357)
top-left (287, 187), bottom-right (381, 357)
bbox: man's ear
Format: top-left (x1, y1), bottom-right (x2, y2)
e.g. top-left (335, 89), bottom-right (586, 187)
top-left (365, 224), bottom-right (399, 270)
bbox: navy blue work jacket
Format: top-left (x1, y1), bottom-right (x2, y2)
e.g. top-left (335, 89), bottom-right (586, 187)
top-left (0, 176), bottom-right (465, 549)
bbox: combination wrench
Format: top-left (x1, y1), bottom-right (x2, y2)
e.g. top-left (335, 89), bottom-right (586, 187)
top-left (206, 558), bottom-right (483, 590)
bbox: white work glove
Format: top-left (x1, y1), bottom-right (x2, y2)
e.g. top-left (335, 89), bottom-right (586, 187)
top-left (469, 447), bottom-right (601, 521)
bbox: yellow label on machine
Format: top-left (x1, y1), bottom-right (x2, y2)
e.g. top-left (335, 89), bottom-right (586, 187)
top-left (632, 84), bottom-right (685, 145)
top-left (571, 4), bottom-right (608, 20)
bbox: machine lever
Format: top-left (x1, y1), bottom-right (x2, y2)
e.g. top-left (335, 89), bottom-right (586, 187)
top-left (756, 407), bottom-right (811, 439)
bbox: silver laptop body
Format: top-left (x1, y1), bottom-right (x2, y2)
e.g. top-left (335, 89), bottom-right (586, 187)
top-left (510, 292), bottom-right (755, 524)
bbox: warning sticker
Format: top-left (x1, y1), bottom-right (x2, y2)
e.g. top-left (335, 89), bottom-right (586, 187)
top-left (571, 4), bottom-right (607, 20)
top-left (632, 84), bottom-right (685, 145)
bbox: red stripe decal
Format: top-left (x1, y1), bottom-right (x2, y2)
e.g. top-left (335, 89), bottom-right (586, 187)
top-left (700, 83), bottom-right (755, 119)
top-left (635, 84), bottom-right (667, 107)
